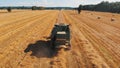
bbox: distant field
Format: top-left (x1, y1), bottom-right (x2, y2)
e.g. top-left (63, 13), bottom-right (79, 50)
top-left (0, 9), bottom-right (31, 13)
top-left (0, 10), bottom-right (120, 68)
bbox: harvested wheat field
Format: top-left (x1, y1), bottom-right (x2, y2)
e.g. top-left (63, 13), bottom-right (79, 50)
top-left (0, 10), bottom-right (120, 68)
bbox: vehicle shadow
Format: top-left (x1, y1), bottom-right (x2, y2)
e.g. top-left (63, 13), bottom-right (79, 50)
top-left (24, 40), bottom-right (55, 58)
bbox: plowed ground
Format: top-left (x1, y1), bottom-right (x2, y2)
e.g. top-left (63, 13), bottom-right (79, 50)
top-left (0, 10), bottom-right (120, 68)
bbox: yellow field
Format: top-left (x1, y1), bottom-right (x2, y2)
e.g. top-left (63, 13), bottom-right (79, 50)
top-left (0, 10), bottom-right (120, 68)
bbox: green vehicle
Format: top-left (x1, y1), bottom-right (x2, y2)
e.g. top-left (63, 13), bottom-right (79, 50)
top-left (50, 23), bottom-right (71, 50)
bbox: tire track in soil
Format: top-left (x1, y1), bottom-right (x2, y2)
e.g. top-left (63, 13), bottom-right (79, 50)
top-left (49, 11), bottom-right (68, 68)
top-left (63, 11), bottom-right (110, 68)
top-left (63, 12), bottom-right (92, 68)
top-left (70, 11), bottom-right (120, 67)
top-left (74, 12), bottom-right (120, 67)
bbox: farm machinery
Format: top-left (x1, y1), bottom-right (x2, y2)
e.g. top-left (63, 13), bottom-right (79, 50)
top-left (50, 23), bottom-right (71, 50)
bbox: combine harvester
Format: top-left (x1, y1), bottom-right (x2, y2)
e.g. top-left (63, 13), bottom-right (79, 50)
top-left (50, 23), bottom-right (71, 50)
top-left (50, 11), bottom-right (71, 50)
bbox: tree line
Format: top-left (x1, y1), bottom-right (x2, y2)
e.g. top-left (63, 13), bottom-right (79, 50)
top-left (81, 1), bottom-right (120, 13)
top-left (0, 6), bottom-right (45, 12)
top-left (0, 6), bottom-right (74, 12)
top-left (0, 6), bottom-right (74, 10)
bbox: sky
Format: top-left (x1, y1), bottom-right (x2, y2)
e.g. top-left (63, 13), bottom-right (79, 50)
top-left (0, 0), bottom-right (120, 7)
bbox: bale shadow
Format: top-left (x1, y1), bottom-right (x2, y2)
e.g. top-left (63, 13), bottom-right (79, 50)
top-left (24, 40), bottom-right (55, 58)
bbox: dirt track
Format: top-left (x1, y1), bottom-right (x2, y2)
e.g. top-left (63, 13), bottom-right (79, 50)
top-left (0, 10), bottom-right (120, 68)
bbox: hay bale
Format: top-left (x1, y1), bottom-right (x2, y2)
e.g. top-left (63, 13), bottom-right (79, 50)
top-left (97, 16), bottom-right (101, 19)
top-left (7, 7), bottom-right (12, 12)
top-left (111, 18), bottom-right (115, 21)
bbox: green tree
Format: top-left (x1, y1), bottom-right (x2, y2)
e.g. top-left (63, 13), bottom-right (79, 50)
top-left (7, 7), bottom-right (12, 12)
top-left (78, 5), bottom-right (82, 14)
top-left (32, 6), bottom-right (36, 10)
